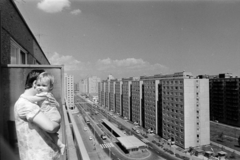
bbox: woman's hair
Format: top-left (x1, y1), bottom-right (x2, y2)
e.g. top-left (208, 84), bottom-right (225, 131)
top-left (25, 70), bottom-right (45, 89)
top-left (36, 72), bottom-right (55, 91)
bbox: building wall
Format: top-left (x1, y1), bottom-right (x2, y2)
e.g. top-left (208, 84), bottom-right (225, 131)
top-left (184, 79), bottom-right (210, 149)
top-left (122, 79), bottom-right (132, 119)
top-left (110, 80), bottom-right (116, 112)
top-left (0, 0), bottom-right (49, 65)
top-left (142, 78), bottom-right (157, 132)
top-left (98, 82), bottom-right (101, 105)
top-left (101, 81), bottom-right (105, 107)
top-left (115, 80), bottom-right (122, 115)
top-left (131, 80), bottom-right (142, 124)
top-left (64, 74), bottom-right (74, 108)
top-left (88, 76), bottom-right (100, 94)
top-left (210, 78), bottom-right (240, 127)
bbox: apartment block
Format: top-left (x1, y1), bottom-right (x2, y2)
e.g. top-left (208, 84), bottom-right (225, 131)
top-left (141, 75), bottom-right (160, 133)
top-left (88, 76), bottom-right (101, 94)
top-left (98, 82), bottom-right (102, 105)
top-left (115, 79), bottom-right (123, 116)
top-left (64, 73), bottom-right (74, 109)
top-left (161, 72), bottom-right (209, 149)
top-left (131, 77), bottom-right (143, 125)
top-left (110, 79), bottom-right (117, 112)
top-left (101, 81), bottom-right (106, 107)
top-left (122, 77), bottom-right (132, 120)
top-left (210, 74), bottom-right (240, 127)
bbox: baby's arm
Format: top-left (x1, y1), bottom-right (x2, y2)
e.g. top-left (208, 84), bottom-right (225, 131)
top-left (21, 93), bottom-right (47, 103)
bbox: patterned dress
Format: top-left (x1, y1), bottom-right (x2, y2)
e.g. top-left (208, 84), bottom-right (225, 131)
top-left (14, 95), bottom-right (60, 160)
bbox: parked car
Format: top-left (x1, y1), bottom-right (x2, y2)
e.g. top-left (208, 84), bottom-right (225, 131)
top-left (136, 130), bottom-right (140, 134)
top-left (101, 134), bottom-right (107, 140)
top-left (89, 136), bottom-right (92, 140)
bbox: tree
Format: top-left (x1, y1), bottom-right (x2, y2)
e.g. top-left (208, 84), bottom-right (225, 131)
top-left (218, 132), bottom-right (224, 142)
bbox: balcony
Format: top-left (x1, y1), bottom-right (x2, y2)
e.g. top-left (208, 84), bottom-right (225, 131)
top-left (0, 65), bottom-right (90, 160)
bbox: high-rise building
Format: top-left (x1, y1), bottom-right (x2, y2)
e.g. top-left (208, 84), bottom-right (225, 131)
top-left (98, 81), bottom-right (102, 105)
top-left (88, 76), bottom-right (101, 94)
top-left (122, 77), bottom-right (132, 120)
top-left (110, 79), bottom-right (117, 112)
top-left (74, 82), bottom-right (79, 94)
top-left (79, 79), bottom-right (88, 94)
top-left (115, 79), bottom-right (123, 116)
top-left (100, 72), bottom-right (210, 149)
top-left (161, 75), bottom-right (209, 149)
top-left (64, 73), bottom-right (74, 109)
top-left (210, 73), bottom-right (240, 127)
top-left (101, 81), bottom-right (106, 107)
top-left (131, 77), bottom-right (143, 125)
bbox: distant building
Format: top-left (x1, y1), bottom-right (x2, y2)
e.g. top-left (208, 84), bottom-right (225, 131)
top-left (110, 79), bottom-right (117, 112)
top-left (131, 77), bottom-right (142, 125)
top-left (74, 82), bottom-right (79, 94)
top-left (101, 71), bottom-right (210, 149)
top-left (64, 73), bottom-right (74, 109)
top-left (88, 76), bottom-right (101, 94)
top-left (210, 73), bottom-right (240, 127)
top-left (122, 77), bottom-right (132, 120)
top-left (79, 76), bottom-right (101, 97)
top-left (115, 79), bottom-right (123, 116)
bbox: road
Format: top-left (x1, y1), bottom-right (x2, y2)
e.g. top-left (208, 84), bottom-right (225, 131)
top-left (75, 95), bottom-right (165, 160)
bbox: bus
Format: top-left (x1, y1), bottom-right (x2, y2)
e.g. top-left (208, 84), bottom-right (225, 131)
top-left (84, 116), bottom-right (90, 124)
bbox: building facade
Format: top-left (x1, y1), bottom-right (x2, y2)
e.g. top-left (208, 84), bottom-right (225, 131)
top-left (99, 72), bottom-right (210, 149)
top-left (131, 77), bottom-right (143, 125)
top-left (64, 73), bottom-right (74, 109)
top-left (115, 79), bottom-right (123, 116)
top-left (122, 77), bottom-right (132, 120)
top-left (110, 79), bottom-right (117, 112)
top-left (160, 72), bottom-right (209, 149)
top-left (88, 76), bottom-right (101, 94)
top-left (210, 74), bottom-right (240, 127)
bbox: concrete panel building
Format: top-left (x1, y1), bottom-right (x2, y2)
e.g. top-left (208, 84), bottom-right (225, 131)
top-left (131, 77), bottom-right (143, 125)
top-left (160, 72), bottom-right (209, 149)
top-left (122, 77), bottom-right (132, 120)
top-left (64, 73), bottom-right (74, 109)
top-left (210, 74), bottom-right (240, 127)
top-left (110, 79), bottom-right (117, 112)
top-left (115, 79), bottom-right (123, 116)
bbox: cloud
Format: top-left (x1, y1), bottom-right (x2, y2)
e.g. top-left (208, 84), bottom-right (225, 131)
top-left (96, 58), bottom-right (169, 76)
top-left (46, 53), bottom-right (170, 80)
top-left (37, 0), bottom-right (70, 13)
top-left (70, 9), bottom-right (81, 15)
top-left (47, 52), bottom-right (89, 71)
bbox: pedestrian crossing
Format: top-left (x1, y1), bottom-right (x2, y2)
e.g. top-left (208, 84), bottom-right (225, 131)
top-left (100, 143), bottom-right (114, 148)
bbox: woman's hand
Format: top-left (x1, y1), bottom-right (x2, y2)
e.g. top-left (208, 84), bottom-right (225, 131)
top-left (47, 94), bottom-right (60, 107)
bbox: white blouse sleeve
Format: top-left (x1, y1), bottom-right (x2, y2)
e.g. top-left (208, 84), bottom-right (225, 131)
top-left (17, 98), bottom-right (41, 121)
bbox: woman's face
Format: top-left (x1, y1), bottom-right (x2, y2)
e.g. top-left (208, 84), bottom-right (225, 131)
top-left (36, 79), bottom-right (50, 93)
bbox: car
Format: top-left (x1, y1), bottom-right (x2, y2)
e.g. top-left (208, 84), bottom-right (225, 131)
top-left (84, 127), bottom-right (88, 131)
top-left (101, 134), bottom-right (107, 140)
top-left (89, 136), bottom-right (92, 140)
top-left (136, 130), bottom-right (140, 134)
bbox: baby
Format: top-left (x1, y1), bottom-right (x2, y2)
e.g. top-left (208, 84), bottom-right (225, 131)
top-left (21, 72), bottom-right (65, 155)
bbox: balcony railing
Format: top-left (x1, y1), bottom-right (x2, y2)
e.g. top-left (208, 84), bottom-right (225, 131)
top-left (64, 99), bottom-right (91, 160)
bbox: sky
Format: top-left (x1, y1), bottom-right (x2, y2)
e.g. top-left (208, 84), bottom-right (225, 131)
top-left (15, 0), bottom-right (240, 81)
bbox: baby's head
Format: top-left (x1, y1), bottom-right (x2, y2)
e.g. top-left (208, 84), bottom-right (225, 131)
top-left (36, 72), bottom-right (54, 93)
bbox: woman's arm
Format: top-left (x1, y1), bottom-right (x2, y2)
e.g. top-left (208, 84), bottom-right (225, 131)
top-left (21, 94), bottom-right (46, 103)
top-left (32, 111), bottom-right (60, 133)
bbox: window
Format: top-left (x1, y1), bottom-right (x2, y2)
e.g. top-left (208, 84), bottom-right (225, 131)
top-left (10, 39), bottom-right (27, 64)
